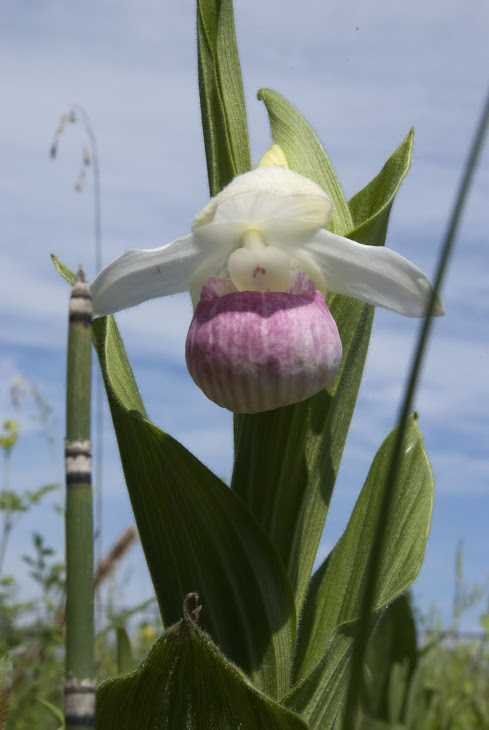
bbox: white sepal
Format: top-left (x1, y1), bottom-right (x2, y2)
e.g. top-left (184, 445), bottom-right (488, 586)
top-left (90, 234), bottom-right (201, 317)
top-left (305, 229), bottom-right (445, 317)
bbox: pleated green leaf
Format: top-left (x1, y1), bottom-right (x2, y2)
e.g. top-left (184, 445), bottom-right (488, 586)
top-left (92, 316), bottom-right (295, 699)
top-left (283, 627), bottom-right (355, 730)
top-left (257, 88), bottom-right (353, 235)
top-left (97, 596), bottom-right (309, 730)
top-left (231, 127), bottom-right (414, 621)
top-left (293, 415), bottom-right (433, 687)
top-left (348, 128), bottom-right (414, 246)
top-left (197, 0), bottom-right (251, 195)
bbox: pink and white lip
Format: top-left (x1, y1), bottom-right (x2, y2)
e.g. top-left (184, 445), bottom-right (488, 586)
top-left (185, 270), bottom-right (342, 414)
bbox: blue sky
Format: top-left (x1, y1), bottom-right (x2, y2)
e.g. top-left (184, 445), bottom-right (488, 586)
top-left (1, 0), bottom-right (488, 631)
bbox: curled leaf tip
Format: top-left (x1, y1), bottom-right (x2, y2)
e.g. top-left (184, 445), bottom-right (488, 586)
top-left (183, 592), bottom-right (202, 624)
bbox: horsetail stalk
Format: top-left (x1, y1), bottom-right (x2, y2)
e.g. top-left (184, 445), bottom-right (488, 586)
top-left (64, 267), bottom-right (95, 730)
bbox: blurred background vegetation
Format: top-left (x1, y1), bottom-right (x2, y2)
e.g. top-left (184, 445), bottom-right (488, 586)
top-left (0, 384), bottom-right (161, 730)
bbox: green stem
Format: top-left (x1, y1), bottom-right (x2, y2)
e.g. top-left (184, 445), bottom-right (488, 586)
top-left (64, 267), bottom-right (95, 730)
top-left (343, 87), bottom-right (489, 729)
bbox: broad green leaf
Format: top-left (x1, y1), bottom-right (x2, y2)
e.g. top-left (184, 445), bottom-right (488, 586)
top-left (257, 88), bottom-right (353, 235)
top-left (97, 596), bottom-right (309, 730)
top-left (283, 626), bottom-right (355, 730)
top-left (92, 316), bottom-right (295, 698)
top-left (216, 0), bottom-right (251, 176)
top-left (293, 415), bottom-right (433, 686)
top-left (116, 627), bottom-right (134, 675)
top-left (232, 132), bottom-right (414, 622)
top-left (51, 253), bottom-right (76, 285)
top-left (363, 593), bottom-right (417, 723)
top-left (197, 0), bottom-right (251, 195)
top-left (348, 129), bottom-right (414, 246)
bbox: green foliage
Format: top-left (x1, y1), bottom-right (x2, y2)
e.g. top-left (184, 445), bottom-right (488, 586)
top-left (0, 402), bottom-right (69, 729)
top-left (51, 254), bottom-right (76, 285)
top-left (2, 575), bottom-right (65, 729)
top-left (115, 627), bottom-right (134, 675)
top-left (232, 106), bottom-right (415, 628)
top-left (0, 403), bottom-right (61, 591)
top-left (0, 421), bottom-right (19, 453)
top-left (97, 594), bottom-right (308, 730)
top-left (92, 315), bottom-right (296, 699)
top-left (0, 484), bottom-right (59, 513)
top-left (279, 419), bottom-right (432, 730)
top-left (231, 299), bottom-right (373, 619)
top-left (197, 0), bottom-right (251, 195)
top-left (4, 612), bottom-right (159, 730)
top-left (348, 129), bottom-right (414, 246)
top-left (361, 620), bottom-right (489, 730)
top-left (357, 550), bottom-right (489, 730)
top-left (36, 698), bottom-right (65, 730)
top-left (0, 654), bottom-right (13, 730)
top-left (408, 631), bottom-right (489, 729)
top-left (22, 532), bottom-right (65, 601)
top-left (293, 416), bottom-right (432, 684)
top-left (363, 594), bottom-right (418, 723)
top-left (257, 88), bottom-right (353, 235)
top-left (0, 485), bottom-right (58, 515)
top-left (2, 527), bottom-right (159, 730)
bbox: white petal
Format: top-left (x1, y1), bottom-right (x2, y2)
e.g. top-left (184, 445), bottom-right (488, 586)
top-left (193, 167), bottom-right (332, 243)
top-left (304, 230), bottom-right (445, 317)
top-left (90, 234), bottom-right (205, 317)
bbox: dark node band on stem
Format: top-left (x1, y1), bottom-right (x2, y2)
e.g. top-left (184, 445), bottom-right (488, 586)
top-left (65, 680), bottom-right (95, 728)
top-left (65, 439), bottom-right (92, 486)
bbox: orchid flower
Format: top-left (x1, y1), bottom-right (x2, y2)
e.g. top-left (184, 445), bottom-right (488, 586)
top-left (90, 166), bottom-right (444, 413)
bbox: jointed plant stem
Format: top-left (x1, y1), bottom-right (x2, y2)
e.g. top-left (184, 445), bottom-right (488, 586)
top-left (64, 267), bottom-right (95, 730)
